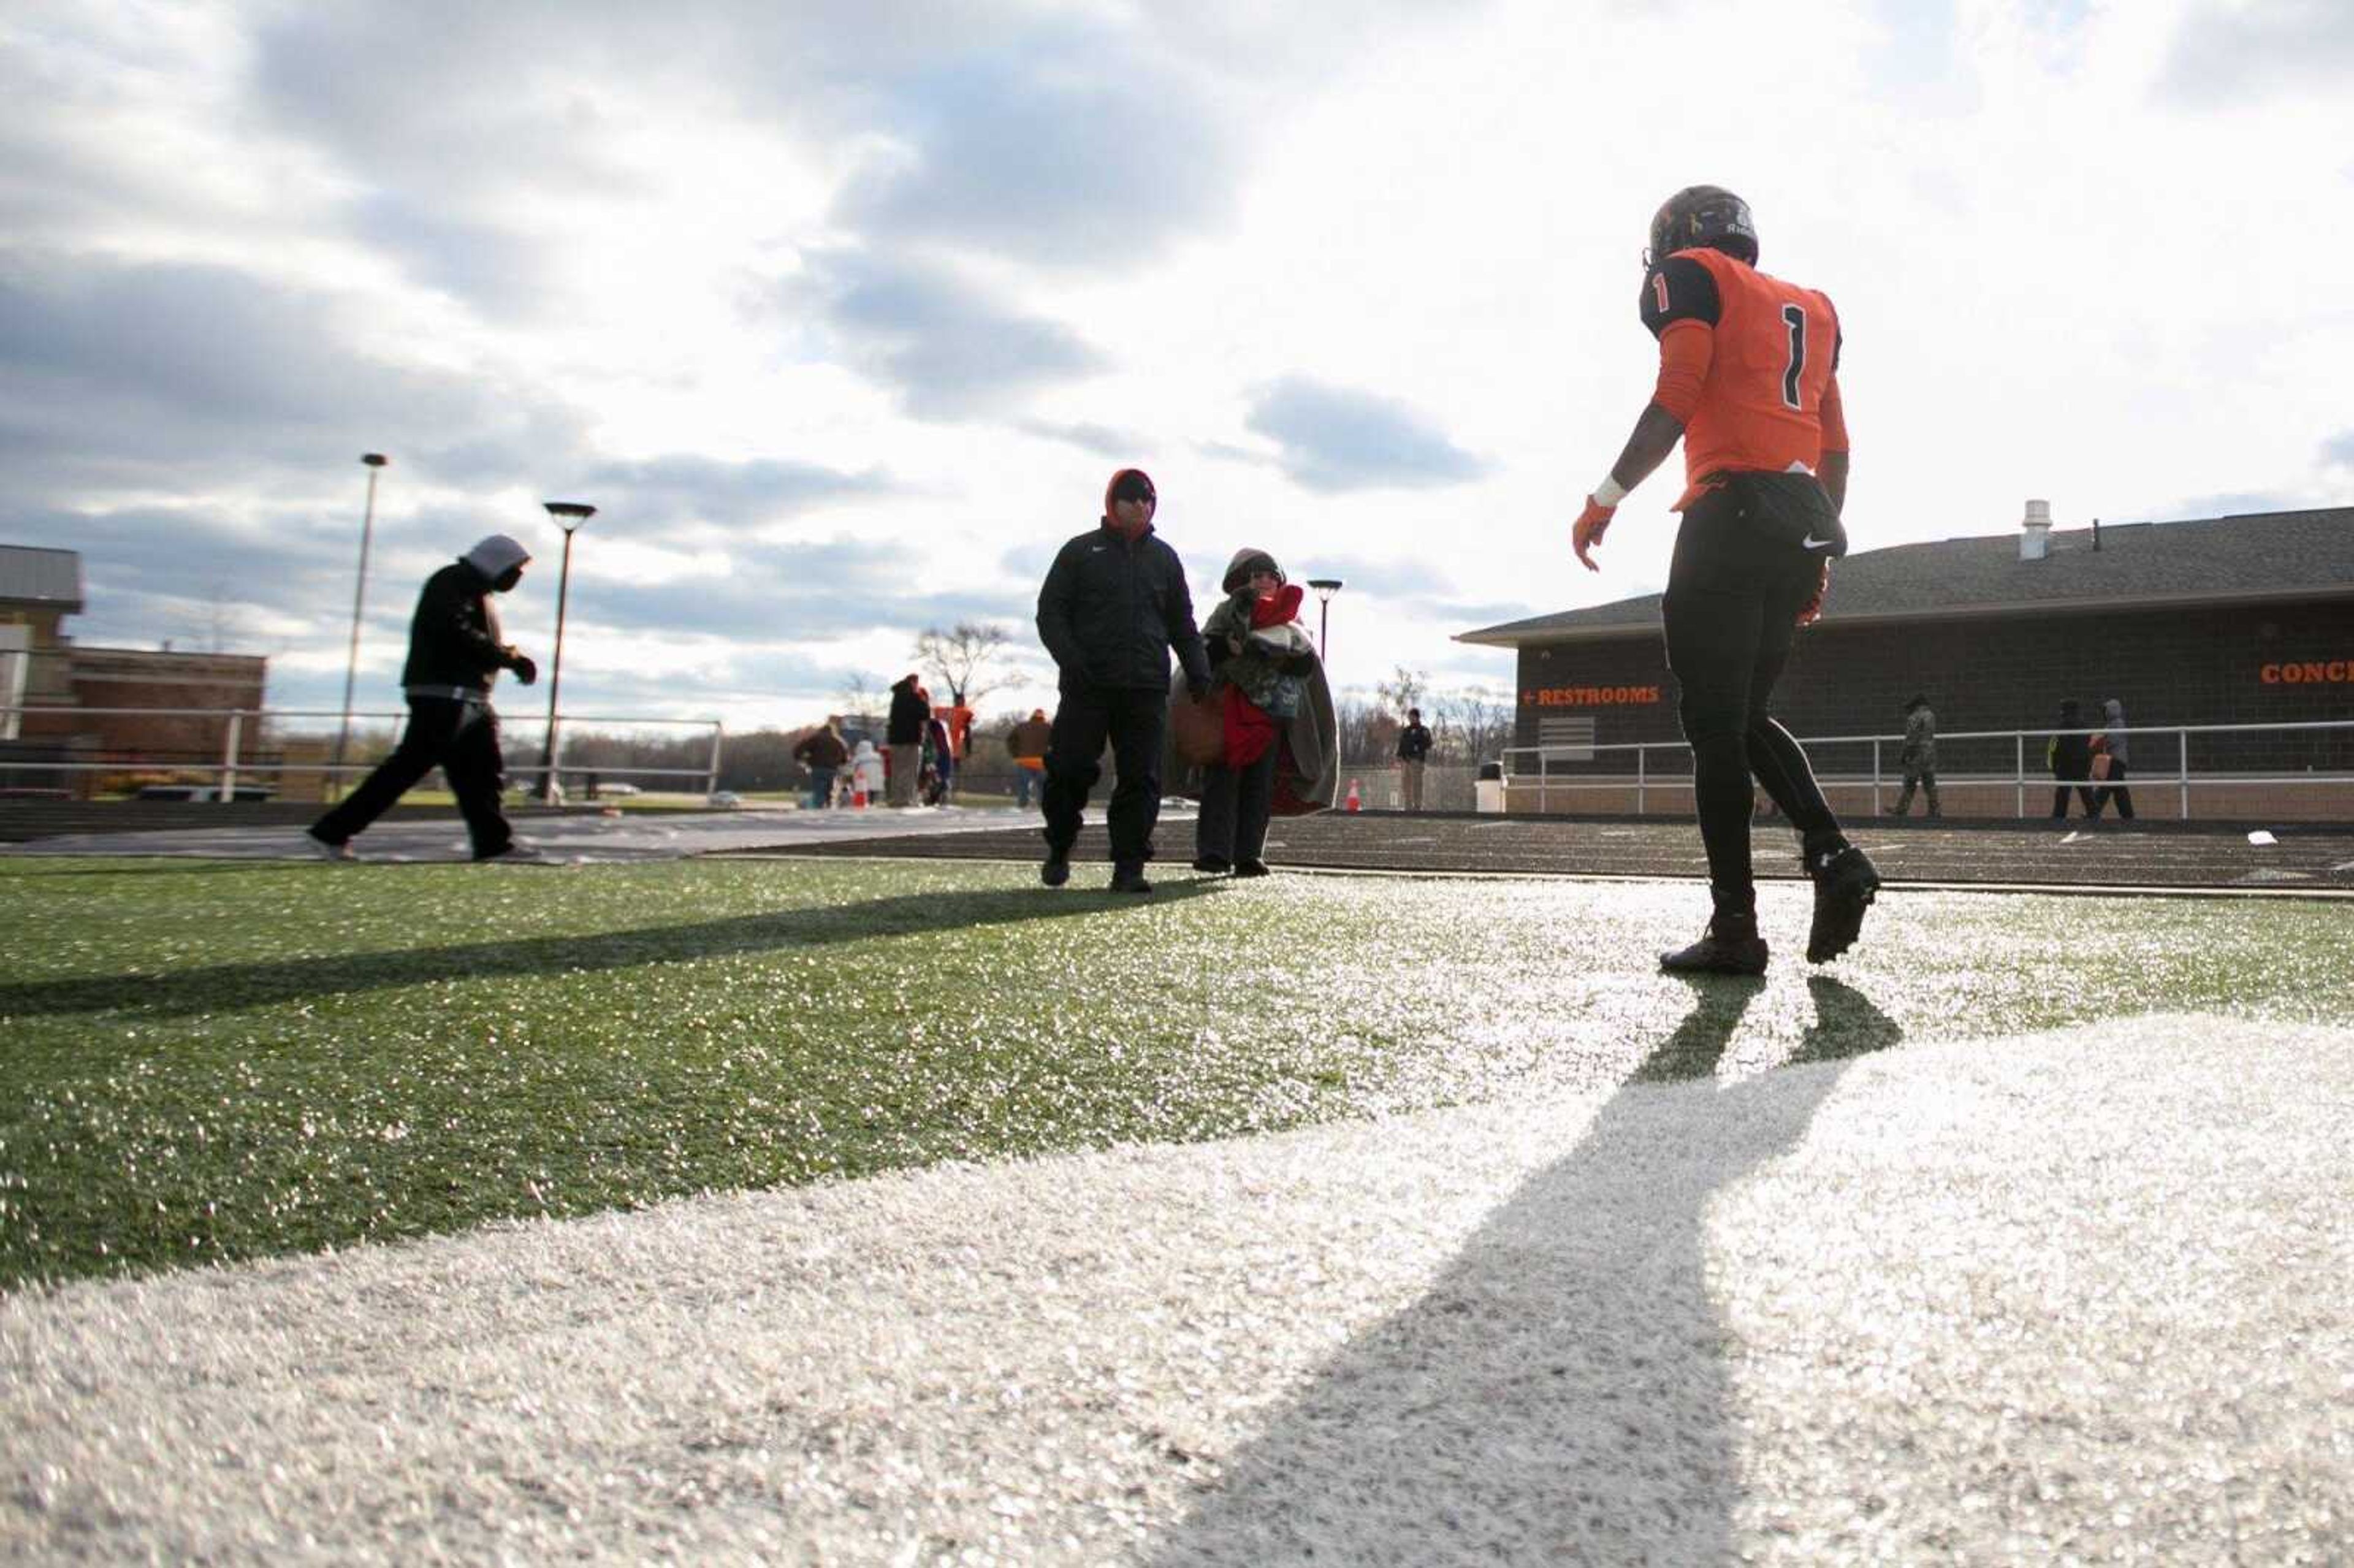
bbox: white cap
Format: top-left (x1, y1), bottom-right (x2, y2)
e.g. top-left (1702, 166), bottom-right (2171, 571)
top-left (461, 534), bottom-right (531, 580)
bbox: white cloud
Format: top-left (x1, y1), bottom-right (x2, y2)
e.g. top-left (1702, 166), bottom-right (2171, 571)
top-left (2, 0), bottom-right (2348, 733)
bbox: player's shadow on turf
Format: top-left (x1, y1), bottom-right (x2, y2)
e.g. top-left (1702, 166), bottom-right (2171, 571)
top-left (2, 862), bottom-right (309, 880)
top-left (0, 882), bottom-right (1216, 1019)
top-left (1146, 977), bottom-right (1902, 1565)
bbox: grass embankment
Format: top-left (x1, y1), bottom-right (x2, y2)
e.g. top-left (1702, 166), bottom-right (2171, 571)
top-left (3, 856), bottom-right (2349, 1290)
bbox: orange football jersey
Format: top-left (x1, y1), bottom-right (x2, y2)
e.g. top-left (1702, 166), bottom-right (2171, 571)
top-left (1640, 246), bottom-right (1841, 509)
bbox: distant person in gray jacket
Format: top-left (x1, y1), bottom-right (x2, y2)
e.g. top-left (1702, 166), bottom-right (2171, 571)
top-left (2089, 696), bottom-right (2135, 821)
top-left (307, 535), bottom-right (538, 862)
top-left (1891, 694), bottom-right (1940, 818)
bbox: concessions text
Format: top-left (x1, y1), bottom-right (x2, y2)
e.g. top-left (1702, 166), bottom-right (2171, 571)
top-left (2260, 661), bottom-right (2352, 685)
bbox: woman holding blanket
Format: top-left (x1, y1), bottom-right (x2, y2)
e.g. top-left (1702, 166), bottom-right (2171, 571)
top-left (1194, 549), bottom-right (1320, 877)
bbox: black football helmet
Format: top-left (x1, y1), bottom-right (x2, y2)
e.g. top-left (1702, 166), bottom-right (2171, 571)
top-left (1646, 185), bottom-right (1758, 267)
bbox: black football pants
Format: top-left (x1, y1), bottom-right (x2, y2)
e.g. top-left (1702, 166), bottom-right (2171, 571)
top-left (1661, 488), bottom-right (1842, 915)
top-left (312, 696), bottom-right (514, 858)
top-left (1042, 683), bottom-right (1166, 869)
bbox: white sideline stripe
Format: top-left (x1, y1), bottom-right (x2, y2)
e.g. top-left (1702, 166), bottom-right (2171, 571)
top-left (4, 1016), bottom-right (2351, 1564)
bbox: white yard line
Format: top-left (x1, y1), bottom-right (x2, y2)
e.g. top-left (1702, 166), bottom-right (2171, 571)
top-left (4, 1016), bottom-right (2350, 1564)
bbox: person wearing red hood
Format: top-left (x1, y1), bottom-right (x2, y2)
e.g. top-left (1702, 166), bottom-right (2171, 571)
top-left (305, 533), bottom-right (539, 862)
top-left (1034, 468), bottom-right (1212, 893)
top-left (1193, 548), bottom-right (1317, 876)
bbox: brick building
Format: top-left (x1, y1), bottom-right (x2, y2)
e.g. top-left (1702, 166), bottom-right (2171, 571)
top-left (1457, 505), bottom-right (2354, 820)
top-left (0, 544), bottom-right (81, 737)
top-left (1, 545), bottom-right (270, 797)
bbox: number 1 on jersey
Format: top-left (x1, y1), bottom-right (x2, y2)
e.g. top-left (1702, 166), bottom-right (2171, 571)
top-left (1779, 303), bottom-right (1806, 410)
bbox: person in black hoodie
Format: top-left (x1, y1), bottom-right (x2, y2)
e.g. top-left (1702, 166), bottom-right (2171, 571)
top-left (2048, 698), bottom-right (2097, 820)
top-left (1034, 467), bottom-right (1212, 893)
top-left (307, 534), bottom-right (538, 861)
top-left (1395, 706), bottom-right (1434, 811)
top-left (885, 674), bottom-right (929, 807)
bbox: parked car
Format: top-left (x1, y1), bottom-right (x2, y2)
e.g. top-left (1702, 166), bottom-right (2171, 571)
top-left (595, 782), bottom-right (642, 797)
top-left (707, 790), bottom-right (743, 809)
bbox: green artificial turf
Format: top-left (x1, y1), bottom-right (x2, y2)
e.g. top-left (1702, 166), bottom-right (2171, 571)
top-left (2, 855), bottom-right (2350, 1290)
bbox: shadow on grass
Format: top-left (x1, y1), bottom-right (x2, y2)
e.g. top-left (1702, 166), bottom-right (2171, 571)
top-left (1149, 976), bottom-right (1903, 1564)
top-left (1, 861), bottom-right (317, 880)
top-left (0, 881), bottom-right (1218, 1019)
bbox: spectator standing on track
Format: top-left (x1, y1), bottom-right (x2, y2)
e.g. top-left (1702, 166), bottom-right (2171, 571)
top-left (793, 716), bottom-right (850, 809)
top-left (307, 534), bottom-right (539, 863)
top-left (2049, 698), bottom-right (2098, 819)
top-left (1567, 184), bottom-right (1878, 974)
top-left (1892, 695), bottom-right (1940, 818)
top-left (921, 704), bottom-right (955, 805)
top-left (1193, 548), bottom-right (1317, 877)
top-left (1034, 466), bottom-right (1212, 894)
top-left (939, 692), bottom-right (975, 767)
top-left (2090, 696), bottom-right (2136, 821)
top-left (1007, 709), bottom-right (1051, 810)
top-left (1396, 706), bottom-right (1434, 811)
top-left (885, 674), bottom-right (928, 807)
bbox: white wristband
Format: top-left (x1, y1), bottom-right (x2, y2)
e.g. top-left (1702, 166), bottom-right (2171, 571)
top-left (1592, 475), bottom-right (1628, 508)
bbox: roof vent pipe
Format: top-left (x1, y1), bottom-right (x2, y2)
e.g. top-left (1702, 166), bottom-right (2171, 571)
top-left (2021, 499), bottom-right (2052, 561)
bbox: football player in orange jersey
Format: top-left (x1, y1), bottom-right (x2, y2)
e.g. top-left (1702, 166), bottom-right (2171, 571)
top-left (1569, 185), bottom-right (1880, 974)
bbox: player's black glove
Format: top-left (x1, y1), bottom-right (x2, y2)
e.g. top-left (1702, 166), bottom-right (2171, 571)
top-left (508, 650), bottom-right (538, 686)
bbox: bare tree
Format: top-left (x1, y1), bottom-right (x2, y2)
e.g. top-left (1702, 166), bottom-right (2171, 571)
top-left (833, 672), bottom-right (883, 726)
top-left (186, 582), bottom-right (242, 653)
top-left (1375, 664), bottom-right (1429, 718)
top-left (1333, 695), bottom-right (1403, 769)
top-left (1431, 683), bottom-right (1516, 766)
top-left (913, 620), bottom-right (1015, 706)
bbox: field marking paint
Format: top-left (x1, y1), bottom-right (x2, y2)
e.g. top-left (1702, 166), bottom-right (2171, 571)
top-left (7, 1018), bottom-right (2353, 1563)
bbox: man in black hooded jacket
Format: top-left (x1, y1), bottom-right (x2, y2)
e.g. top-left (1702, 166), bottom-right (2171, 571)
top-left (1034, 467), bottom-right (1211, 893)
top-left (885, 674), bottom-right (929, 807)
top-left (307, 533), bottom-right (539, 861)
top-left (2049, 698), bottom-right (2097, 820)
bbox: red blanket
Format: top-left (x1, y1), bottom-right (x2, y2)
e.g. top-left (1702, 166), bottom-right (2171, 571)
top-left (1220, 585), bottom-right (1305, 767)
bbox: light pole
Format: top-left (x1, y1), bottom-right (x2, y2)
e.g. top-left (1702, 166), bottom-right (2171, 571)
top-left (536, 501), bottom-right (595, 803)
top-left (331, 453), bottom-right (390, 800)
top-left (1306, 577), bottom-right (1344, 661)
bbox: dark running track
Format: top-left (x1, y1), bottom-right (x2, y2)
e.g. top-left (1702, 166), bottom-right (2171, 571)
top-left (766, 812), bottom-right (2354, 896)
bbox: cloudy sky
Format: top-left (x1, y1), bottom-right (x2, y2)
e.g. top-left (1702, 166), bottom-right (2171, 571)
top-left (6, 0), bottom-right (2350, 731)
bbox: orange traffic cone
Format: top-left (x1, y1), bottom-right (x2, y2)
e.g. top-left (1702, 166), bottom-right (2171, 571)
top-left (1345, 778), bottom-right (1362, 812)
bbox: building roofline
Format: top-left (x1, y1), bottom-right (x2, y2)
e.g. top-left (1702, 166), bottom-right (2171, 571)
top-left (1454, 582), bottom-right (2354, 649)
top-left (0, 543), bottom-right (87, 613)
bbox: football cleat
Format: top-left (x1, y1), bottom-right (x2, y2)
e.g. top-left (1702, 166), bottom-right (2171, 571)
top-left (1660, 919), bottom-right (1769, 976)
top-left (304, 830), bottom-right (357, 862)
top-left (1805, 843), bottom-right (1880, 964)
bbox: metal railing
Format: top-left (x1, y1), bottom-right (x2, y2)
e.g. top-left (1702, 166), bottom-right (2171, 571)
top-left (0, 706), bottom-right (727, 802)
top-left (1496, 720), bottom-right (2354, 821)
